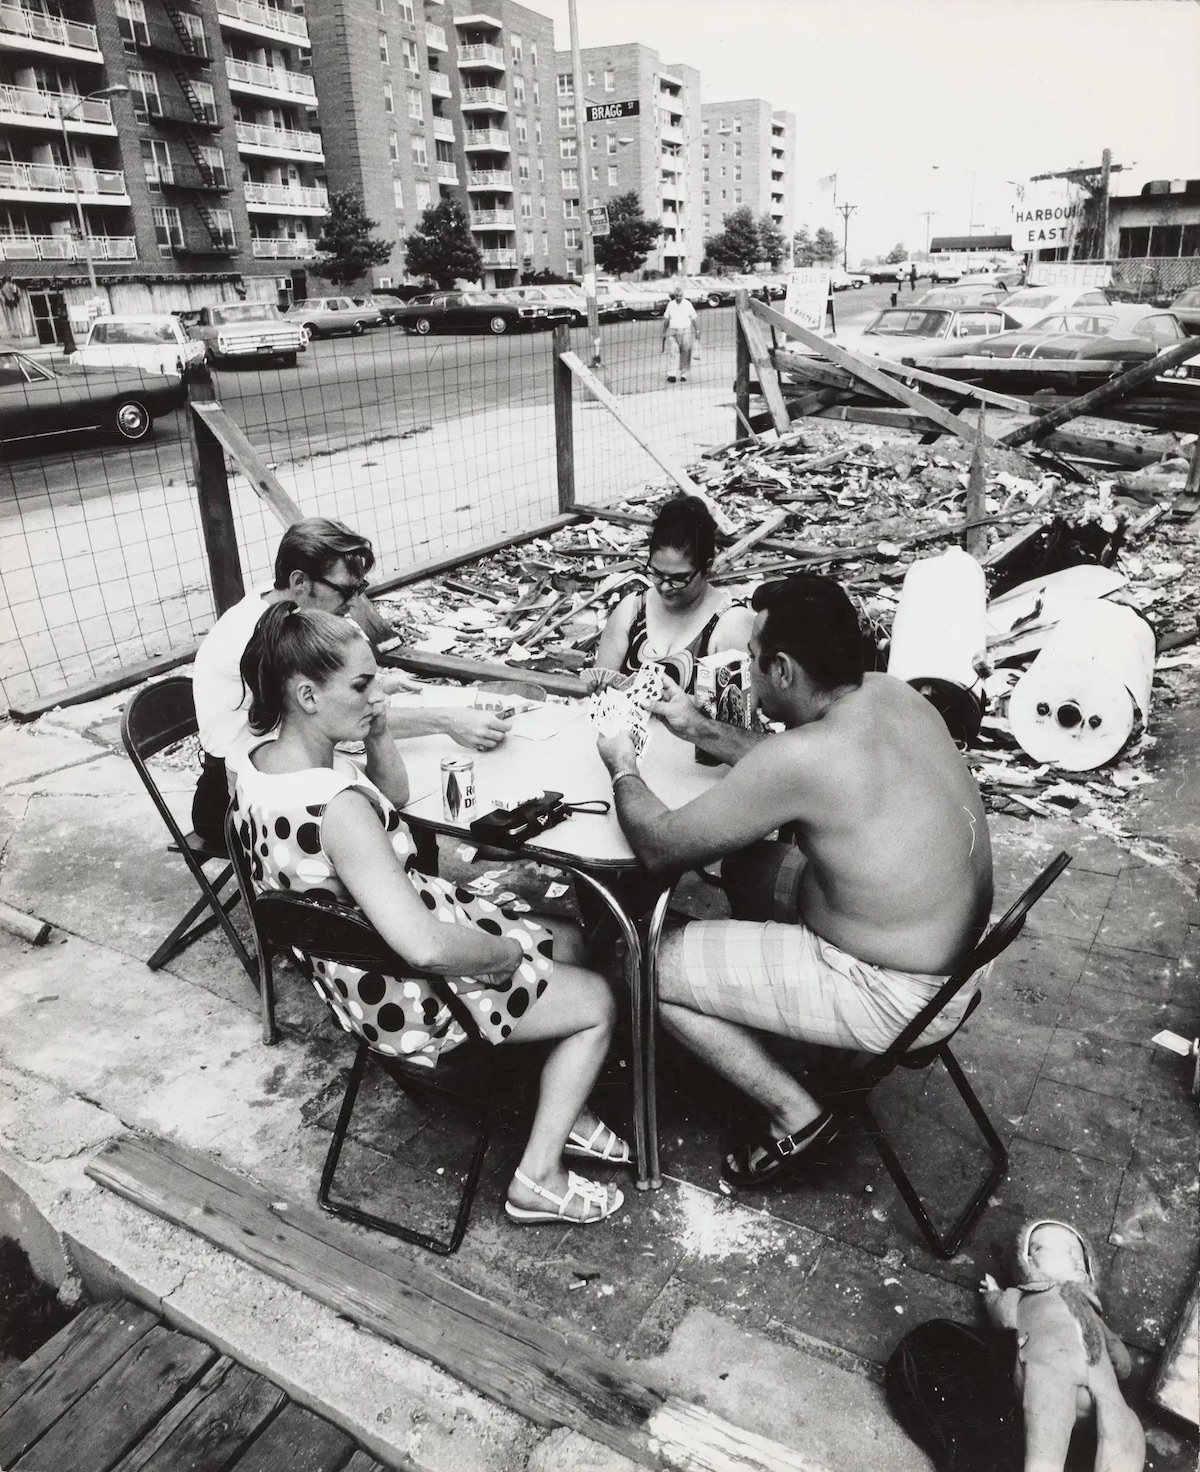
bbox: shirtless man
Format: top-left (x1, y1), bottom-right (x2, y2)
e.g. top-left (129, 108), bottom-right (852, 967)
top-left (595, 573), bottom-right (993, 1188)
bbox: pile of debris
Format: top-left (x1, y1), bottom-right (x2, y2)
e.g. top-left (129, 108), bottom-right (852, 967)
top-left (373, 421), bottom-right (1199, 845)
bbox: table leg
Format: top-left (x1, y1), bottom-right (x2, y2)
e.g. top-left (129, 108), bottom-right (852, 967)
top-left (641, 884), bottom-right (674, 1191)
top-left (570, 868), bottom-right (652, 1190)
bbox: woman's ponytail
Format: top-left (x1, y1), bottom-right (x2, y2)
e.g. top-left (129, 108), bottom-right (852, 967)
top-left (239, 602), bottom-right (362, 734)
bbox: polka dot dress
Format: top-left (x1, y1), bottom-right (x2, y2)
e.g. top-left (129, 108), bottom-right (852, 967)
top-left (233, 755), bottom-right (554, 1069)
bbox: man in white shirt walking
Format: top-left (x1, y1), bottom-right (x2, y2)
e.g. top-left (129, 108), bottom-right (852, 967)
top-left (661, 285), bottom-right (699, 383)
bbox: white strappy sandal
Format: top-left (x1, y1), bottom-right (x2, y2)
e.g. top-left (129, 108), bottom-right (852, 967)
top-left (504, 1169), bottom-right (624, 1225)
top-left (564, 1119), bottom-right (633, 1166)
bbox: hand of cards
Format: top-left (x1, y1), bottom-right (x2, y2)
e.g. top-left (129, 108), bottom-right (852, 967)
top-left (587, 665), bottom-right (667, 759)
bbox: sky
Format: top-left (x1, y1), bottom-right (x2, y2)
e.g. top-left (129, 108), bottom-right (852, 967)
top-left (529, 0), bottom-right (1200, 261)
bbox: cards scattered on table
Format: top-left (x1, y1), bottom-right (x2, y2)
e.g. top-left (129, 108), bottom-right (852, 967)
top-left (545, 882), bottom-right (570, 899)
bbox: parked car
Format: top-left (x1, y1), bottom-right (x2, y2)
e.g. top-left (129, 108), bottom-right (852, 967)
top-left (397, 290), bottom-right (553, 335)
top-left (1168, 284), bottom-right (1200, 335)
top-left (70, 314), bottom-right (207, 378)
top-left (829, 268), bottom-right (869, 291)
top-left (624, 281), bottom-right (671, 315)
top-left (0, 348), bottom-right (185, 444)
top-left (988, 285), bottom-right (1111, 329)
top-left (284, 296), bottom-right (382, 340)
top-left (754, 274), bottom-right (789, 301)
top-left (189, 301), bottom-right (306, 367)
top-left (692, 276), bottom-right (738, 306)
top-left (867, 261), bottom-right (921, 284)
top-left (852, 303), bottom-right (1022, 361)
top-left (915, 283), bottom-right (1009, 309)
top-left (489, 287), bottom-right (575, 327)
top-left (937, 305), bottom-right (1197, 370)
top-left (351, 295), bottom-right (408, 326)
top-left (501, 284), bottom-right (591, 324)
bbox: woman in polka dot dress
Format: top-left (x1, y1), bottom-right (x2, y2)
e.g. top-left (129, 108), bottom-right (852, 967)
top-left (234, 603), bottom-right (627, 1227)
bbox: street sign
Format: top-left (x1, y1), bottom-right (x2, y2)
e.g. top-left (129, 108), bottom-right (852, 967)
top-left (587, 205), bottom-right (610, 236)
top-left (585, 100), bottom-right (640, 122)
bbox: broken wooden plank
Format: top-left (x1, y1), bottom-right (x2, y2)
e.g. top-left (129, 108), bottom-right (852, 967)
top-left (370, 515), bottom-right (582, 598)
top-left (998, 337), bottom-right (1200, 447)
top-left (228, 1400), bottom-right (357, 1472)
top-left (748, 298), bottom-right (988, 448)
top-left (378, 648), bottom-right (586, 698)
top-left (710, 510), bottom-right (792, 573)
top-left (735, 303), bottom-right (792, 435)
top-left (190, 402), bottom-right (303, 526)
top-left (87, 1134), bottom-right (818, 1472)
top-left (965, 407), bottom-right (988, 559)
top-left (576, 505), bottom-right (805, 565)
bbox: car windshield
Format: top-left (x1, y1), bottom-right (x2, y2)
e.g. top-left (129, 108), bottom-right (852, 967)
top-left (867, 310), bottom-right (951, 337)
top-left (1176, 289), bottom-right (1200, 307)
top-left (460, 293), bottom-right (492, 305)
top-left (1028, 313), bottom-right (1116, 335)
top-left (93, 321), bottom-right (177, 344)
top-left (211, 304), bottom-right (278, 324)
top-left (0, 351), bottom-right (50, 385)
top-left (1003, 290), bottom-right (1059, 311)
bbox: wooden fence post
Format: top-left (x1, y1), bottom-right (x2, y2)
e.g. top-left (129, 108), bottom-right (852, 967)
top-left (552, 323), bottom-right (575, 513)
top-left (734, 288), bottom-right (752, 444)
top-left (187, 365), bottom-right (244, 616)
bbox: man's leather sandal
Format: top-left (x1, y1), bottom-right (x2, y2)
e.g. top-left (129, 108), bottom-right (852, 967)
top-left (721, 1108), bottom-right (841, 1189)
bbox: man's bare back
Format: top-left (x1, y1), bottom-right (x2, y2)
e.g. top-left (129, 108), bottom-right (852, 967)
top-left (779, 673), bottom-right (992, 974)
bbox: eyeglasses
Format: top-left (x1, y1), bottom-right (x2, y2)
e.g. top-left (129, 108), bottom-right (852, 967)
top-left (644, 563), bottom-right (700, 591)
top-left (314, 575), bottom-right (370, 605)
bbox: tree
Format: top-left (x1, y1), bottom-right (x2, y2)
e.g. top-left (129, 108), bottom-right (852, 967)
top-left (593, 191), bottom-right (662, 276)
top-left (792, 225), bottom-right (815, 266)
top-left (312, 191), bottom-right (393, 288)
top-left (403, 196), bottom-right (483, 289)
top-left (885, 241), bottom-right (909, 264)
top-left (703, 206), bottom-right (762, 274)
top-left (811, 227), bottom-right (839, 264)
top-left (757, 214), bottom-right (787, 270)
top-left (521, 266), bottom-right (572, 286)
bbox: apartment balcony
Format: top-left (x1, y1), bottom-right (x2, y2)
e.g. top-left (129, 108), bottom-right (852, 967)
top-left (0, 232), bottom-right (136, 261)
top-left (463, 127), bottom-right (509, 151)
top-left (425, 21), bottom-right (446, 51)
top-left (661, 123), bottom-right (684, 145)
top-left (216, 0), bottom-right (309, 46)
top-left (243, 180), bottom-right (327, 213)
top-left (435, 161), bottom-right (458, 183)
top-left (428, 71), bottom-right (451, 99)
top-left (0, 160), bottom-right (129, 204)
top-left (225, 56), bottom-right (316, 104)
top-left (251, 235), bottom-right (316, 258)
top-left (236, 119), bottom-right (324, 161)
top-left (0, 84), bottom-right (116, 133)
top-left (466, 169), bottom-right (512, 190)
top-left (480, 247), bottom-right (516, 267)
top-left (432, 117), bottom-right (455, 142)
top-left (454, 13), bottom-right (502, 28)
top-left (470, 209), bottom-right (514, 228)
top-left (460, 85), bottom-right (506, 111)
top-left (0, 3), bottom-right (100, 60)
top-left (457, 43), bottom-right (504, 70)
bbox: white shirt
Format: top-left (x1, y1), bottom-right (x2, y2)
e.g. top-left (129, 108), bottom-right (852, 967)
top-left (663, 298), bottom-right (698, 333)
top-left (193, 586), bottom-right (277, 769)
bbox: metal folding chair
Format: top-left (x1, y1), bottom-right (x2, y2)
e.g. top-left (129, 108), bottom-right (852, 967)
top-left (121, 676), bottom-right (254, 981)
top-left (644, 852), bottom-right (1072, 1257)
top-left (225, 808), bottom-right (494, 1256)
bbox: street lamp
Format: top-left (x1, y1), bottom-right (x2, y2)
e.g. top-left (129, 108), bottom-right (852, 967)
top-left (55, 84), bottom-right (128, 292)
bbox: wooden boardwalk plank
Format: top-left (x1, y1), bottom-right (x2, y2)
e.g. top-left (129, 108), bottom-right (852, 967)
top-left (227, 1401), bottom-right (355, 1472)
top-left (14, 1324), bottom-right (215, 1472)
top-left (342, 1454), bottom-right (389, 1472)
top-left (0, 1303), bottom-right (143, 1421)
top-left (109, 1356), bottom-right (285, 1472)
top-left (0, 1301), bottom-right (157, 1466)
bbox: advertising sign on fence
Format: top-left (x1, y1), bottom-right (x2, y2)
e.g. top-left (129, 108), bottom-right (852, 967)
top-left (1028, 261), bottom-right (1113, 288)
top-left (1011, 180), bottom-right (1083, 251)
top-left (783, 268), bottom-right (833, 335)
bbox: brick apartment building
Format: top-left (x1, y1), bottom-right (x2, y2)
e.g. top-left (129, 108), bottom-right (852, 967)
top-left (553, 41), bottom-right (701, 278)
top-left (700, 99), bottom-right (794, 258)
top-left (0, 0), bottom-right (324, 343)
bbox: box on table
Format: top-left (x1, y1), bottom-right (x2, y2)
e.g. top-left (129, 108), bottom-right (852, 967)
top-left (694, 650), bottom-right (754, 762)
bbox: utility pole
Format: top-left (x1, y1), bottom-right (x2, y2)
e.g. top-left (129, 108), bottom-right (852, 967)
top-left (567, 0), bottom-right (601, 369)
top-left (836, 203), bottom-right (856, 268)
top-left (919, 209), bottom-right (937, 252)
top-left (1099, 146), bottom-right (1112, 261)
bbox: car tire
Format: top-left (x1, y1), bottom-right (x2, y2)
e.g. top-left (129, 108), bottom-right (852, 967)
top-left (301, 324), bottom-right (316, 343)
top-left (351, 321), bottom-right (365, 336)
top-left (113, 399), bottom-right (152, 442)
top-left (413, 317), bottom-right (432, 335)
top-left (706, 294), bottom-right (722, 308)
top-left (852, 280), bottom-right (863, 289)
top-left (488, 315), bottom-right (508, 335)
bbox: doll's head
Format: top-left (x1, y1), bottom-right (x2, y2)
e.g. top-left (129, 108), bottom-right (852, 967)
top-left (1015, 1220), bottom-right (1097, 1287)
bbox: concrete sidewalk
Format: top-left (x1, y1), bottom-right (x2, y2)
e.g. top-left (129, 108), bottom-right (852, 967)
top-left (0, 665), bottom-right (1197, 1471)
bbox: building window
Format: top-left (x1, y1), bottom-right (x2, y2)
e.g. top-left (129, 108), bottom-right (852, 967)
top-left (608, 165), bottom-right (618, 185)
top-left (128, 69), bottom-right (161, 119)
top-left (416, 180), bottom-right (431, 211)
top-left (561, 168), bottom-right (577, 190)
top-left (115, 0), bottom-right (149, 48)
top-left (719, 166), bottom-right (726, 177)
top-left (734, 189), bottom-right (742, 203)
top-left (192, 80), bottom-right (216, 123)
top-left (388, 131), bottom-right (399, 162)
top-left (564, 227), bottom-right (581, 249)
top-left (515, 115), bottom-right (527, 143)
top-left (603, 68), bottom-right (614, 91)
top-left (509, 74), bottom-right (523, 104)
top-left (152, 204), bottom-right (183, 254)
top-left (557, 73), bottom-right (573, 97)
top-left (375, 0), bottom-right (384, 12)
top-left (407, 87), bottom-right (422, 119)
top-left (531, 79), bottom-right (539, 105)
top-left (141, 138), bottom-right (173, 185)
top-left (411, 135), bottom-right (427, 167)
top-left (210, 208), bottom-right (234, 246)
top-left (719, 141), bottom-right (726, 154)
top-left (522, 230), bottom-right (534, 258)
top-left (378, 31), bottom-right (389, 63)
top-left (702, 189), bottom-right (709, 206)
top-left (702, 144), bottom-right (709, 158)
top-left (702, 120), bottom-right (709, 135)
top-left (563, 196), bottom-right (578, 218)
top-left (733, 141), bottom-right (741, 157)
top-left (734, 119), bottom-right (742, 133)
top-left (200, 143), bottom-right (226, 186)
top-left (383, 81), bottom-right (394, 112)
top-left (530, 40), bottom-right (537, 67)
top-left (536, 157), bottom-right (544, 182)
top-left (520, 191), bottom-right (532, 218)
top-left (401, 37), bottom-right (418, 72)
top-left (393, 177), bottom-right (404, 208)
top-left (734, 165), bottom-right (742, 180)
top-left (398, 0), bottom-right (414, 18)
top-left (180, 11), bottom-right (204, 52)
top-left (541, 230), bottom-right (549, 256)
top-left (590, 164), bottom-right (597, 181)
top-left (538, 194), bottom-right (546, 218)
top-left (586, 69), bottom-right (595, 86)
top-left (560, 137), bottom-right (576, 159)
top-left (606, 134), bottom-right (616, 155)
top-left (534, 118), bottom-right (542, 145)
top-left (518, 153), bottom-right (530, 180)
top-left (558, 104), bottom-right (575, 129)
top-left (511, 32), bottom-right (522, 63)
top-left (702, 168), bottom-right (709, 182)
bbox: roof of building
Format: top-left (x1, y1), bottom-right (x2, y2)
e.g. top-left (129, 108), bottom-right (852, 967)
top-left (930, 234), bottom-right (1014, 252)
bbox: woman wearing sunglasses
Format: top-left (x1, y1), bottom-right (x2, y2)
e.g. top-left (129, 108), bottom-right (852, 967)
top-left (585, 496), bottom-right (754, 694)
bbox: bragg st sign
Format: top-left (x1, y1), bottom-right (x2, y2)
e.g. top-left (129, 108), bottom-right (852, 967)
top-left (584, 100), bottom-right (640, 122)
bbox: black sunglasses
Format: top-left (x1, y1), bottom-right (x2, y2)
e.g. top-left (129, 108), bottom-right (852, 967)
top-left (315, 574), bottom-right (370, 603)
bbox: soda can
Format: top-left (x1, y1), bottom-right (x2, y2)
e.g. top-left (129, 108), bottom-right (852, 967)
top-left (441, 756), bottom-right (476, 824)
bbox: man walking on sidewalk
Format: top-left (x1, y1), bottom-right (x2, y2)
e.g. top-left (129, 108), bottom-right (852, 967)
top-left (662, 284), bottom-right (699, 383)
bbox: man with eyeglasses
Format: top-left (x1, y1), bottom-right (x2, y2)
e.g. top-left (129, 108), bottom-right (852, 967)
top-left (190, 517), bottom-right (511, 850)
